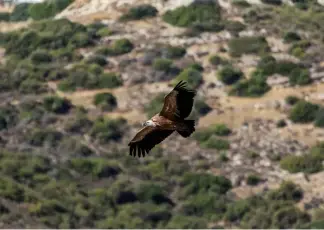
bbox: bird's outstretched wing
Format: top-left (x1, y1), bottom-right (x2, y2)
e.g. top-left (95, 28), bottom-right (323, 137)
top-left (128, 126), bottom-right (174, 157)
top-left (160, 81), bottom-right (196, 121)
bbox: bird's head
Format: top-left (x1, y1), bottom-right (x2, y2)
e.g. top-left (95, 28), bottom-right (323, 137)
top-left (142, 120), bottom-right (156, 127)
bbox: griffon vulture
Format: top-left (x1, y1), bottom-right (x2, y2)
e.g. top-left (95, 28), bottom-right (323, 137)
top-left (128, 81), bottom-right (196, 157)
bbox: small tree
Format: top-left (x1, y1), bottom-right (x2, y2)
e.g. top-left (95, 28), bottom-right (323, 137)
top-left (289, 101), bottom-right (319, 123)
top-left (218, 65), bottom-right (243, 85)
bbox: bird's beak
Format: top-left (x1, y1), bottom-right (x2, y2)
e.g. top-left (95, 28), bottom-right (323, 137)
top-left (142, 122), bottom-right (146, 126)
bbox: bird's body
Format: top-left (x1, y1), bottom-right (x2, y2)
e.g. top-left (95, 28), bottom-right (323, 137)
top-left (128, 81), bottom-right (196, 157)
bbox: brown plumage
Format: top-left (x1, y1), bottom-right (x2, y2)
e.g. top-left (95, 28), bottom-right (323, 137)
top-left (128, 81), bottom-right (196, 157)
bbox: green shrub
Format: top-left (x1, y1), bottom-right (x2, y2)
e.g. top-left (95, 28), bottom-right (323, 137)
top-left (261, 0), bottom-right (282, 5)
top-left (120, 4), bottom-right (158, 21)
top-left (99, 39), bottom-right (134, 56)
top-left (166, 215), bottom-right (207, 228)
top-left (283, 31), bottom-right (301, 43)
top-left (99, 72), bottom-right (123, 88)
top-left (228, 36), bottom-right (270, 57)
top-left (272, 206), bottom-right (310, 229)
top-left (93, 92), bottom-right (117, 112)
top-left (43, 96), bottom-right (72, 114)
top-left (229, 77), bottom-right (271, 97)
top-left (152, 58), bottom-right (173, 72)
top-left (225, 20), bottom-right (246, 35)
top-left (30, 50), bottom-right (53, 64)
top-left (69, 158), bottom-right (121, 178)
top-left (0, 106), bottom-right (18, 131)
top-left (280, 154), bottom-right (323, 174)
top-left (218, 65), bottom-right (243, 85)
top-left (68, 32), bottom-right (94, 48)
top-left (289, 100), bottom-right (319, 123)
top-left (246, 174), bottom-right (261, 186)
top-left (285, 95), bottom-right (300, 105)
top-left (28, 129), bottom-right (63, 147)
top-left (90, 117), bottom-right (127, 143)
top-left (96, 27), bottom-right (113, 37)
top-left (232, 0), bottom-right (251, 8)
top-left (276, 119), bottom-right (287, 128)
top-left (289, 40), bottom-right (311, 58)
top-left (193, 123), bottom-right (232, 144)
top-left (162, 1), bottom-right (221, 28)
top-left (192, 98), bottom-right (212, 116)
top-left (0, 12), bottom-right (10, 21)
top-left (181, 172), bottom-right (232, 196)
top-left (0, 177), bottom-right (37, 203)
top-left (172, 67), bottom-right (203, 89)
top-left (19, 79), bottom-right (47, 94)
top-left (289, 68), bottom-right (311, 86)
top-left (314, 108), bottom-right (324, 128)
top-left (162, 45), bottom-right (186, 59)
top-left (10, 3), bottom-right (31, 21)
top-left (58, 67), bottom-right (122, 92)
top-left (209, 55), bottom-right (228, 66)
top-left (28, 0), bottom-right (73, 20)
top-left (85, 55), bottom-right (108, 66)
top-left (201, 136), bottom-right (230, 150)
top-left (189, 63), bottom-right (204, 72)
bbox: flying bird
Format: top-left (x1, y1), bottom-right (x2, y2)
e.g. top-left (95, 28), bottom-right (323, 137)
top-left (128, 81), bottom-right (196, 157)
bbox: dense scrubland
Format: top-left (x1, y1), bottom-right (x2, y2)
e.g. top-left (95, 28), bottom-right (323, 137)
top-left (0, 0), bottom-right (324, 228)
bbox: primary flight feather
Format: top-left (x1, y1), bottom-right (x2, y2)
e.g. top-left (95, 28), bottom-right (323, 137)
top-left (128, 81), bottom-right (196, 157)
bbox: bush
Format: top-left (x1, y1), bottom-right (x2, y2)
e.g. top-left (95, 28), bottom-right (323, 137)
top-left (69, 158), bottom-right (121, 178)
top-left (193, 124), bottom-right (232, 145)
top-left (0, 12), bottom-right (10, 21)
top-left (225, 20), bottom-right (246, 35)
top-left (19, 79), bottom-right (47, 94)
top-left (99, 72), bottom-right (123, 89)
top-left (232, 0), bottom-right (251, 8)
top-left (261, 0), bottom-right (282, 5)
top-left (289, 100), bottom-right (319, 123)
top-left (93, 92), bottom-right (117, 112)
top-left (10, 3), bottom-right (31, 21)
top-left (280, 154), bottom-right (323, 174)
top-left (272, 207), bottom-right (310, 229)
top-left (85, 55), bottom-right (108, 66)
top-left (314, 108), bottom-right (324, 128)
top-left (229, 78), bottom-right (271, 97)
top-left (96, 27), bottom-right (113, 37)
top-left (99, 39), bottom-right (134, 56)
top-left (120, 4), bottom-right (158, 21)
top-left (28, 0), bottom-right (73, 20)
top-left (58, 67), bottom-right (122, 92)
top-left (192, 98), bottom-right (212, 116)
top-left (30, 50), bottom-right (53, 64)
top-left (43, 96), bottom-right (72, 114)
top-left (289, 68), bottom-right (311, 86)
top-left (246, 174), bottom-right (261, 186)
top-left (172, 67), bottom-right (203, 89)
top-left (152, 58), bottom-right (173, 72)
top-left (68, 32), bottom-right (94, 48)
top-left (90, 117), bottom-right (127, 143)
top-left (283, 31), bottom-right (301, 43)
top-left (228, 36), bottom-right (270, 57)
top-left (209, 55), bottom-right (228, 66)
top-left (285, 95), bottom-right (300, 105)
top-left (218, 65), bottom-right (243, 85)
top-left (162, 1), bottom-right (221, 28)
top-left (28, 129), bottom-right (63, 147)
top-left (161, 46), bottom-right (186, 59)
top-left (201, 137), bottom-right (230, 150)
top-left (276, 119), bottom-right (287, 128)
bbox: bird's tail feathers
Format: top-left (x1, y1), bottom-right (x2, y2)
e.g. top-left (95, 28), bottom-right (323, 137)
top-left (177, 120), bottom-right (195, 138)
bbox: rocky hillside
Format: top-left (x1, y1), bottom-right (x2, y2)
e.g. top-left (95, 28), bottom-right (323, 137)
top-left (0, 0), bottom-right (324, 228)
